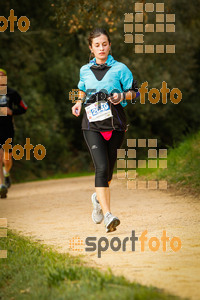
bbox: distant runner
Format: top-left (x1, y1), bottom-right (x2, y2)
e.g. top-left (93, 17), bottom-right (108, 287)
top-left (72, 28), bottom-right (139, 232)
top-left (0, 68), bottom-right (28, 198)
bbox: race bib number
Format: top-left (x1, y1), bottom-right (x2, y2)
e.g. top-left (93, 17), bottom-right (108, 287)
top-left (85, 101), bottom-right (113, 122)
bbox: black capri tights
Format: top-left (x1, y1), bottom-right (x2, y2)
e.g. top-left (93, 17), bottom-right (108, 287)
top-left (83, 130), bottom-right (125, 187)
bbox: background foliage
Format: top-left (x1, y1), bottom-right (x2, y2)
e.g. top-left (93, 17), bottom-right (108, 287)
top-left (0, 0), bottom-right (199, 181)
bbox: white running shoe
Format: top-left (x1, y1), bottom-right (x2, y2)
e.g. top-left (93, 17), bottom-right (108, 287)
top-left (91, 192), bottom-right (104, 224)
top-left (104, 212), bottom-right (120, 233)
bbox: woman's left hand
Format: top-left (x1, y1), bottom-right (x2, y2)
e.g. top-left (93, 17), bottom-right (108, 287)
top-left (107, 93), bottom-right (124, 105)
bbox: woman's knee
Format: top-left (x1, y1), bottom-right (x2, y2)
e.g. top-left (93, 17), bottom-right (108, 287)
top-left (96, 163), bottom-right (109, 179)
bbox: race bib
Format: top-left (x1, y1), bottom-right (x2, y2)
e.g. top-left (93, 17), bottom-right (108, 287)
top-left (85, 101), bottom-right (113, 122)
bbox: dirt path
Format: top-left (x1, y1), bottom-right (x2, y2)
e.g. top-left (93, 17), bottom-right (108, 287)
top-left (1, 175), bottom-right (200, 300)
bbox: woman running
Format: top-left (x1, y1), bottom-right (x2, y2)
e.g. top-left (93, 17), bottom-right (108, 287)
top-left (72, 28), bottom-right (138, 233)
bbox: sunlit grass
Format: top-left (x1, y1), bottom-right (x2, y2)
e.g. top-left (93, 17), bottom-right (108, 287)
top-left (0, 230), bottom-right (181, 300)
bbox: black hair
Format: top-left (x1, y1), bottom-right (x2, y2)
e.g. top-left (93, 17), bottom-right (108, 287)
top-left (88, 28), bottom-right (111, 46)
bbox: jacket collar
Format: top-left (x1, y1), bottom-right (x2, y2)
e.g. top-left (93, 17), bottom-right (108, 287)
top-left (89, 54), bottom-right (115, 67)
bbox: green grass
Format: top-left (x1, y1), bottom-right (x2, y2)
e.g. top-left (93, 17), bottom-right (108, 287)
top-left (136, 131), bottom-right (200, 195)
top-left (0, 230), bottom-right (183, 300)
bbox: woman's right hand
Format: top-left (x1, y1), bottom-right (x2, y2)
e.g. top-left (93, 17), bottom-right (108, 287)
top-left (72, 101), bottom-right (82, 117)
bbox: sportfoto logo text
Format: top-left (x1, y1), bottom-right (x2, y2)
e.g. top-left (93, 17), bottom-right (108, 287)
top-left (69, 81), bottom-right (182, 105)
top-left (0, 9), bottom-right (30, 32)
top-left (2, 138), bottom-right (46, 160)
top-left (69, 230), bottom-right (182, 258)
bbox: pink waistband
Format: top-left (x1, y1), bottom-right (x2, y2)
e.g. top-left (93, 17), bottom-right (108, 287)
top-left (100, 130), bottom-right (113, 141)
